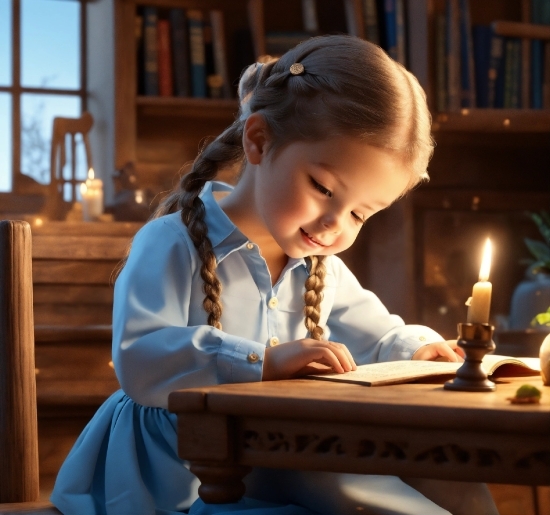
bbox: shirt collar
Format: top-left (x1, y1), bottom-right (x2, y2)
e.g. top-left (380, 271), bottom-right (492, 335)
top-left (200, 181), bottom-right (307, 271)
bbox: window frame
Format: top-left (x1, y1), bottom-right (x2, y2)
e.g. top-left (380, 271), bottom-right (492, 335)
top-left (0, 0), bottom-right (88, 194)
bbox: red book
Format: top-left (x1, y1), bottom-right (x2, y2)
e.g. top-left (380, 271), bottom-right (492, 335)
top-left (157, 19), bottom-right (173, 96)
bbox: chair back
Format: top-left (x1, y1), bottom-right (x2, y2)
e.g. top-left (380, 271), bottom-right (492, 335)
top-left (48, 112), bottom-right (94, 219)
top-left (0, 221), bottom-right (39, 503)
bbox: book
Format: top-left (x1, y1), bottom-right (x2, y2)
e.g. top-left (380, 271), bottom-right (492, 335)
top-left (188, 9), bottom-right (207, 98)
top-left (382, 0), bottom-right (397, 61)
top-left (307, 354), bottom-right (541, 387)
top-left (135, 13), bottom-right (144, 95)
top-left (210, 10), bottom-right (232, 99)
top-left (142, 7), bottom-right (159, 96)
top-left (436, 14), bottom-right (448, 111)
top-left (301, 0), bottom-right (319, 34)
top-left (446, 0), bottom-right (461, 111)
top-left (459, 0), bottom-right (476, 107)
top-left (157, 19), bottom-right (173, 97)
top-left (395, 0), bottom-right (406, 66)
top-left (472, 25), bottom-right (492, 108)
top-left (169, 8), bottom-right (190, 97)
top-left (362, 0), bottom-right (379, 45)
top-left (488, 32), bottom-right (505, 108)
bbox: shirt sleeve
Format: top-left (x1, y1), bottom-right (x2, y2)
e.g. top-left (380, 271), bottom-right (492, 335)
top-left (112, 218), bottom-right (266, 408)
top-left (325, 256), bottom-right (444, 365)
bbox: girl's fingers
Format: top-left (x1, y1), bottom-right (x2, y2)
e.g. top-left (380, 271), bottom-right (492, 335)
top-left (328, 341), bottom-right (357, 370)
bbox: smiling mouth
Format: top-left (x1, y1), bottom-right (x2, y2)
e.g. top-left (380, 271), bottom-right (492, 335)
top-left (300, 228), bottom-right (327, 247)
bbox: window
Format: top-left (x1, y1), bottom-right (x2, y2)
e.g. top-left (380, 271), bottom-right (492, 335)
top-left (0, 0), bottom-right (87, 193)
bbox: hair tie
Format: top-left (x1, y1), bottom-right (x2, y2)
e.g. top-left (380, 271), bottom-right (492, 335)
top-left (289, 63), bottom-right (305, 75)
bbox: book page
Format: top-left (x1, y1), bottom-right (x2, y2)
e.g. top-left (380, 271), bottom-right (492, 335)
top-left (307, 354), bottom-right (540, 386)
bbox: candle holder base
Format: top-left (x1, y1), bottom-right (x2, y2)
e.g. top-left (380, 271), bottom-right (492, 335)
top-left (444, 323), bottom-right (496, 392)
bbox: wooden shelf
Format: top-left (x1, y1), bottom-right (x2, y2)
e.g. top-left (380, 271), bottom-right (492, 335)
top-left (136, 96), bottom-right (239, 119)
top-left (432, 109), bottom-right (550, 133)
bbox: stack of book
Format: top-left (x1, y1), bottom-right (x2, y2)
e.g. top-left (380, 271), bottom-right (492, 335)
top-left (137, 7), bottom-right (232, 99)
top-left (436, 0), bottom-right (550, 111)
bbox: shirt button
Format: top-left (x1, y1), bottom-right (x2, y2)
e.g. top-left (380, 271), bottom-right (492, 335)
top-left (268, 297), bottom-right (279, 309)
top-left (247, 352), bottom-right (260, 363)
top-left (246, 242), bottom-right (254, 250)
top-left (419, 336), bottom-right (427, 342)
top-left (269, 337), bottom-right (280, 347)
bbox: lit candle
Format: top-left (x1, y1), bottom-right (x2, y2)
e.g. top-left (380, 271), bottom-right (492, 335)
top-left (466, 239), bottom-right (492, 324)
top-left (80, 168), bottom-right (104, 221)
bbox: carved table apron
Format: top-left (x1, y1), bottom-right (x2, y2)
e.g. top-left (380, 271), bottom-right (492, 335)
top-left (168, 376), bottom-right (550, 504)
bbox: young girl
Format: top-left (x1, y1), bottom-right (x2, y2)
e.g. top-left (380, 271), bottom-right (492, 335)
top-left (51, 35), bottom-right (499, 515)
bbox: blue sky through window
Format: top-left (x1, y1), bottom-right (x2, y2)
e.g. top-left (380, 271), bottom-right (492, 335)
top-left (0, 0), bottom-right (81, 192)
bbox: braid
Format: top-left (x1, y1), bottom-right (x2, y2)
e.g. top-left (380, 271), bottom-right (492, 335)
top-left (304, 255), bottom-right (327, 340)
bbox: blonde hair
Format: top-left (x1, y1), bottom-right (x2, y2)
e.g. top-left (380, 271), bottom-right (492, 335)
top-left (151, 35), bottom-right (433, 338)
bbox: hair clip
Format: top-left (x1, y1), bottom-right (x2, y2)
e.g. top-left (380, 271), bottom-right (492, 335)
top-left (289, 63), bottom-right (305, 75)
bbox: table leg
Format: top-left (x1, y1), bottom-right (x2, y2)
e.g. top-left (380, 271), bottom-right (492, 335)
top-left (190, 461), bottom-right (252, 504)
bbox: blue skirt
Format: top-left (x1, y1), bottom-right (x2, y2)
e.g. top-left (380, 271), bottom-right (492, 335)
top-left (50, 390), bottom-right (319, 515)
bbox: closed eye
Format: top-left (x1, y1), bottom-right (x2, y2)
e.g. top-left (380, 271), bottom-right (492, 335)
top-left (310, 177), bottom-right (332, 198)
top-left (351, 212), bottom-right (366, 225)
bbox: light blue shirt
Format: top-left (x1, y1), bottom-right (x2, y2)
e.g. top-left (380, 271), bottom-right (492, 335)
top-left (112, 181), bottom-right (443, 408)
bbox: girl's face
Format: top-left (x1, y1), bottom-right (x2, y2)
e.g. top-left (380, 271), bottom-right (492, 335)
top-left (254, 137), bottom-right (411, 259)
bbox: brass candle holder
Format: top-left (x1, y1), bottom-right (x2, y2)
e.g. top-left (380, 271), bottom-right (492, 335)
top-left (444, 322), bottom-right (496, 392)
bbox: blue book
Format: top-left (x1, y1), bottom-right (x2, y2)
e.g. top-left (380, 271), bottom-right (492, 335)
top-left (187, 9), bottom-right (207, 98)
top-left (531, 40), bottom-right (543, 109)
top-left (472, 25), bottom-right (492, 108)
top-left (459, 0), bottom-right (475, 107)
top-left (446, 0), bottom-right (461, 111)
top-left (169, 9), bottom-right (190, 97)
top-left (142, 7), bottom-right (158, 96)
top-left (383, 0), bottom-right (397, 61)
top-left (488, 33), bottom-right (505, 108)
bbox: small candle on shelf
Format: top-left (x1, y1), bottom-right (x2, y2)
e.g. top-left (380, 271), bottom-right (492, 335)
top-left (80, 168), bottom-right (104, 221)
top-left (466, 239), bottom-right (492, 324)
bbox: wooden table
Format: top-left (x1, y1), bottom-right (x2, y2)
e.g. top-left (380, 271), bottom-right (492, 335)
top-left (168, 376), bottom-right (550, 504)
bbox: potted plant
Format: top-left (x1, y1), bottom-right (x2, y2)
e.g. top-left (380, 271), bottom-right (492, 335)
top-left (509, 211), bottom-right (550, 330)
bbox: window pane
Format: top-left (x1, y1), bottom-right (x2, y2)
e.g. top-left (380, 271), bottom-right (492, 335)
top-left (21, 94), bottom-right (80, 185)
top-left (0, 0), bottom-right (11, 85)
top-left (21, 0), bottom-right (80, 89)
top-left (0, 93), bottom-right (12, 191)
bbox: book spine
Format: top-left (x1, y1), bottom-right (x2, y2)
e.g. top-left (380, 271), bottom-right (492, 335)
top-left (135, 13), bottom-right (144, 95)
top-left (362, 0), bottom-right (379, 44)
top-left (531, 39), bottom-right (543, 108)
top-left (157, 19), bottom-right (173, 97)
top-left (301, 0), bottom-right (319, 33)
top-left (472, 25), bottom-right (491, 108)
top-left (169, 8), bottom-right (190, 97)
top-left (446, 0), bottom-right (461, 111)
top-left (521, 37), bottom-right (531, 107)
top-left (143, 7), bottom-right (159, 96)
top-left (395, 0), bottom-right (406, 65)
top-left (459, 0), bottom-right (476, 107)
top-left (511, 38), bottom-right (522, 108)
top-left (487, 31), bottom-right (504, 108)
top-left (503, 38), bottom-right (515, 107)
top-left (210, 10), bottom-right (232, 98)
top-left (383, 0), bottom-right (397, 60)
top-left (543, 40), bottom-right (550, 108)
top-left (187, 9), bottom-right (207, 98)
top-left (436, 13), bottom-right (447, 111)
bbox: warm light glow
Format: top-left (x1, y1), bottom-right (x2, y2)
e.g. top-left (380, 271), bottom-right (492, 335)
top-left (479, 239), bottom-right (492, 282)
top-left (80, 182), bottom-right (87, 195)
top-left (34, 217), bottom-right (43, 227)
top-left (135, 190), bottom-right (143, 204)
top-left (88, 168), bottom-right (95, 180)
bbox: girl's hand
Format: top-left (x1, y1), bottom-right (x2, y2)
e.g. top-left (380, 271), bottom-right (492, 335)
top-left (263, 339), bottom-right (357, 381)
top-left (412, 340), bottom-right (465, 362)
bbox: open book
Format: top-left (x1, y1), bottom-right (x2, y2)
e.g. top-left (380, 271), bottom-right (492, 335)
top-left (306, 354), bottom-right (541, 387)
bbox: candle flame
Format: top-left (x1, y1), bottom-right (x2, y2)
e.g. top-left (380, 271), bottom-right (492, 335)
top-left (479, 239), bottom-right (492, 282)
top-left (88, 168), bottom-right (95, 180)
top-left (80, 182), bottom-right (87, 194)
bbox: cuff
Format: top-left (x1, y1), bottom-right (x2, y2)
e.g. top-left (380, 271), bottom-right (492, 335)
top-left (217, 333), bottom-right (266, 383)
top-left (387, 325), bottom-right (445, 361)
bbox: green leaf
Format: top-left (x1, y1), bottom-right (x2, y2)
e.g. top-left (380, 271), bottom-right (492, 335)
top-left (525, 238), bottom-right (550, 264)
top-left (531, 212), bottom-right (550, 246)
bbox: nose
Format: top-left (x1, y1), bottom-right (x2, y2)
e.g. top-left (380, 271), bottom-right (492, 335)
top-left (319, 211), bottom-right (342, 234)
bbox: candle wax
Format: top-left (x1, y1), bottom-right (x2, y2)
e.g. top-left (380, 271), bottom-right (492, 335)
top-left (466, 280), bottom-right (492, 324)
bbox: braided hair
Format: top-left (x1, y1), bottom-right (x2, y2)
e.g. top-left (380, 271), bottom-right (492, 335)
top-left (148, 34), bottom-right (434, 337)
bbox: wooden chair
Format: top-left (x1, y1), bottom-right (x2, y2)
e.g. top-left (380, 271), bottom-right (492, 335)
top-left (46, 112), bottom-right (94, 220)
top-left (0, 220), bottom-right (61, 514)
